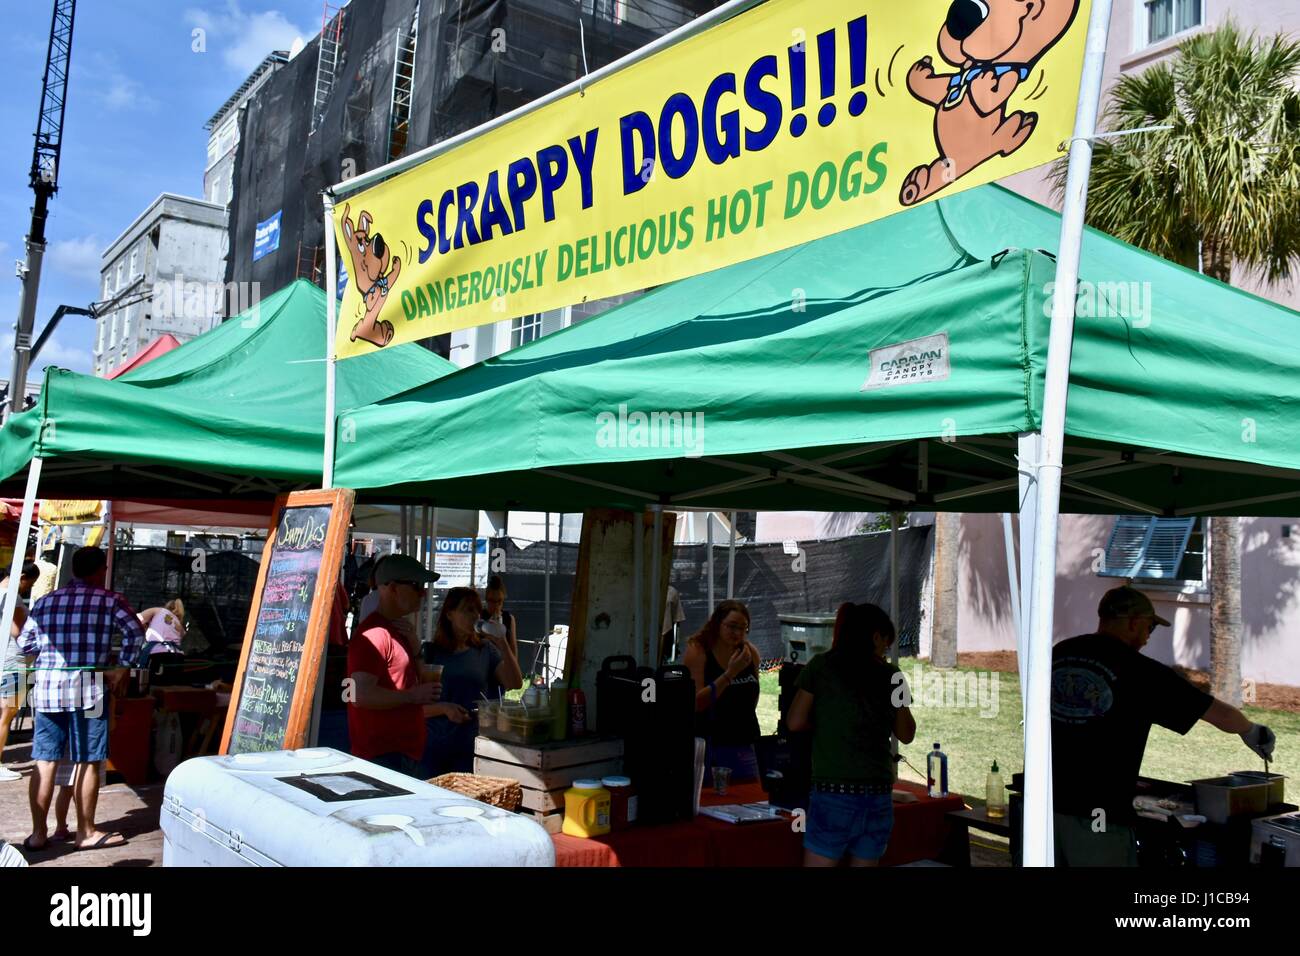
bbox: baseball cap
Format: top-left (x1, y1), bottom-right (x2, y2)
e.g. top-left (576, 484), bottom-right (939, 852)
top-left (1098, 586), bottom-right (1170, 626)
top-left (374, 554), bottom-right (440, 586)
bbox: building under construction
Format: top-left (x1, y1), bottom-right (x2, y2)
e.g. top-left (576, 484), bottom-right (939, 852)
top-left (224, 0), bottom-right (724, 350)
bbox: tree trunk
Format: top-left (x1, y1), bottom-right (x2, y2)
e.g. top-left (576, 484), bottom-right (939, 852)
top-left (930, 511), bottom-right (960, 668)
top-left (1209, 515), bottom-right (1242, 706)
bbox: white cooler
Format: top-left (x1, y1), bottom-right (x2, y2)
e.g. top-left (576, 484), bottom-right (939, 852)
top-left (161, 748), bottom-right (555, 867)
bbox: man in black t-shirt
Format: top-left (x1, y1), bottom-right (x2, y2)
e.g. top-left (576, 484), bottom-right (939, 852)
top-left (1051, 586), bottom-right (1276, 866)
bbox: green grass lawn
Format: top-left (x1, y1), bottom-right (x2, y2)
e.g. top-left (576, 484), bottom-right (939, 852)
top-left (756, 665), bottom-right (1299, 803)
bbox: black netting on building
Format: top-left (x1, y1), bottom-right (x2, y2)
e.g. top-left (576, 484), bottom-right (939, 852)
top-left (111, 547), bottom-right (262, 658)
top-left (471, 525), bottom-right (932, 672)
top-left (225, 0), bottom-right (727, 337)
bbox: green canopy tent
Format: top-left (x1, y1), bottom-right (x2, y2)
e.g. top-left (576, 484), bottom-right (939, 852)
top-left (333, 185), bottom-right (1300, 517)
top-left (0, 280), bottom-right (459, 500)
top-left (0, 278), bottom-right (473, 639)
top-left (332, 182), bottom-right (1300, 863)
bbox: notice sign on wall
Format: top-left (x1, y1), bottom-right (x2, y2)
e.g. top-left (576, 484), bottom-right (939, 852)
top-left (434, 537), bottom-right (489, 589)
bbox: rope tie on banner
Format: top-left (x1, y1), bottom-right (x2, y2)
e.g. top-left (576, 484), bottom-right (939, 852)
top-left (1059, 123), bottom-right (1174, 150)
top-left (577, 15), bottom-right (591, 95)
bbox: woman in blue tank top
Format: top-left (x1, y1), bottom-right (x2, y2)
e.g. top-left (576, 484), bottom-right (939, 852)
top-left (682, 600), bottom-right (761, 782)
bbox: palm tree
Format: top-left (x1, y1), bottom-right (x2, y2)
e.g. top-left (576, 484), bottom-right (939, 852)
top-left (1051, 22), bottom-right (1300, 706)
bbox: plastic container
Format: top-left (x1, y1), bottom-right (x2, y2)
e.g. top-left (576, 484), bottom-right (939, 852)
top-left (927, 743), bottom-right (949, 799)
top-left (602, 776), bottom-right (637, 831)
top-left (478, 705), bottom-right (553, 745)
top-left (160, 748), bottom-right (555, 866)
top-left (561, 778), bottom-right (611, 838)
top-left (986, 760), bottom-right (1006, 819)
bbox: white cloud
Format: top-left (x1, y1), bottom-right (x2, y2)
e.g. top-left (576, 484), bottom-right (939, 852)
top-left (46, 235), bottom-right (103, 279)
top-left (36, 333), bottom-right (94, 375)
top-left (187, 2), bottom-right (308, 74)
top-left (79, 53), bottom-right (158, 113)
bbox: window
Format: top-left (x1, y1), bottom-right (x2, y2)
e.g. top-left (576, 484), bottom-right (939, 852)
top-left (582, 0), bottom-right (625, 23)
top-left (109, 312), bottom-right (119, 348)
top-left (1098, 515), bottom-right (1202, 582)
top-left (510, 313), bottom-right (542, 349)
top-left (1145, 0), bottom-right (1201, 46)
top-left (116, 262), bottom-right (125, 289)
top-left (103, 277), bottom-right (112, 300)
top-left (96, 318), bottom-right (105, 354)
top-left (129, 248), bottom-right (138, 277)
top-left (123, 304), bottom-right (133, 342)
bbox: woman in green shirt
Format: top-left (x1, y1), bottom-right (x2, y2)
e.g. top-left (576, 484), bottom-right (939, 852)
top-left (786, 602), bottom-right (916, 866)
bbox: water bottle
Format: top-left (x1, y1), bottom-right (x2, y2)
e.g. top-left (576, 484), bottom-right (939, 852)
top-left (927, 742), bottom-right (949, 798)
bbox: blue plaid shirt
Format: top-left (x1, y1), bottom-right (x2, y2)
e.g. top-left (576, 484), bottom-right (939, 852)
top-left (17, 580), bottom-right (145, 713)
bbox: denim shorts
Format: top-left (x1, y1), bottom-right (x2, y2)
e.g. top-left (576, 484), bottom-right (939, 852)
top-left (32, 709), bottom-right (109, 764)
top-left (804, 790), bottom-right (895, 862)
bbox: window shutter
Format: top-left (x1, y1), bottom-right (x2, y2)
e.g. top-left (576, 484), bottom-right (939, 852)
top-left (1099, 516), bottom-right (1153, 577)
top-left (1135, 517), bottom-right (1196, 579)
top-left (1099, 516), bottom-right (1196, 579)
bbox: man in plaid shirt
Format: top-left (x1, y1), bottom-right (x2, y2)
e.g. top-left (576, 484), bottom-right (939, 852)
top-left (17, 547), bottom-right (144, 852)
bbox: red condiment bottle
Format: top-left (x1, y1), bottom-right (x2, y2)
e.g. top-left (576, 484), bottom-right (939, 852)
top-left (568, 687), bottom-right (587, 737)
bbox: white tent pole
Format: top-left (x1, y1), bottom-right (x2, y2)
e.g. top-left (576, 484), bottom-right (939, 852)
top-left (1017, 432), bottom-right (1041, 727)
top-left (420, 505), bottom-right (431, 640)
top-left (650, 506), bottom-right (663, 664)
top-left (544, 512), bottom-right (552, 637)
top-left (426, 508), bottom-right (438, 641)
top-left (322, 194), bottom-right (338, 489)
top-left (632, 510), bottom-right (644, 665)
top-left (400, 505), bottom-right (408, 554)
top-left (104, 501), bottom-right (115, 590)
top-left (1023, 0), bottom-right (1114, 869)
top-left (727, 511), bottom-right (737, 599)
top-left (706, 513), bottom-right (715, 610)
top-left (1001, 511), bottom-right (1021, 667)
top-left (889, 512), bottom-right (900, 667)
top-left (0, 458), bottom-right (42, 695)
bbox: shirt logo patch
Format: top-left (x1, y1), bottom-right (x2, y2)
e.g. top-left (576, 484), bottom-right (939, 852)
top-left (1052, 665), bottom-right (1114, 723)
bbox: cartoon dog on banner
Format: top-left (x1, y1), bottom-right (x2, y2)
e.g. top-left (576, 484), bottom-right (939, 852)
top-left (900, 0), bottom-right (1082, 206)
top-left (342, 203), bottom-right (401, 347)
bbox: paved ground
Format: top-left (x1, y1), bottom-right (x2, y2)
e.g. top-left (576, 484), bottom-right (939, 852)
top-left (1, 727), bottom-right (164, 868)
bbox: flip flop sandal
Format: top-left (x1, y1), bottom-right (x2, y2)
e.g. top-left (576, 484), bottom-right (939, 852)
top-left (50, 829), bottom-right (72, 843)
top-left (77, 833), bottom-right (126, 851)
top-left (21, 836), bottom-right (49, 852)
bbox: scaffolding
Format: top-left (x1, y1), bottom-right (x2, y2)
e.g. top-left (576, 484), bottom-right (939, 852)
top-left (387, 5), bottom-right (420, 163)
top-left (312, 2), bottom-right (346, 134)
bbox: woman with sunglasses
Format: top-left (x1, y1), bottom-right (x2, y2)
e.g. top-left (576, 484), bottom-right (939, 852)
top-left (682, 600), bottom-right (761, 782)
top-left (423, 586), bottom-right (523, 776)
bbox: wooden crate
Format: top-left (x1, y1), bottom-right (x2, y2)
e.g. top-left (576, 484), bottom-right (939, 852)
top-left (474, 736), bottom-right (624, 829)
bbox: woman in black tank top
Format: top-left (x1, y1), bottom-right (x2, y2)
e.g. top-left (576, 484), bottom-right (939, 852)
top-left (682, 600), bottom-right (761, 782)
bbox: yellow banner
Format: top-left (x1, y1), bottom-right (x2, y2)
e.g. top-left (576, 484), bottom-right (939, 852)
top-left (334, 0), bottom-right (1092, 359)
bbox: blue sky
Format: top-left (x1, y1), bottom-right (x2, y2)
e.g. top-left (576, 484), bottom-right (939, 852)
top-left (0, 0), bottom-right (323, 382)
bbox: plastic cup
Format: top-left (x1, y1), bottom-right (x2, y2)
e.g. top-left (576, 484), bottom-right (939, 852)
top-left (712, 766), bottom-right (732, 796)
top-left (421, 663), bottom-right (443, 684)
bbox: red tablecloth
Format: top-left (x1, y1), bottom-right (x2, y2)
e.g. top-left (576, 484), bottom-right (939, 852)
top-left (552, 779), bottom-right (964, 867)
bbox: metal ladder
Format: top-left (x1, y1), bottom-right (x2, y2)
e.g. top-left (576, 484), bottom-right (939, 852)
top-left (312, 2), bottom-right (346, 134)
top-left (386, 6), bottom-right (420, 162)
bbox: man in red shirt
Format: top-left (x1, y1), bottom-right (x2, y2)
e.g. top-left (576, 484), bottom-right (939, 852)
top-left (347, 555), bottom-right (441, 775)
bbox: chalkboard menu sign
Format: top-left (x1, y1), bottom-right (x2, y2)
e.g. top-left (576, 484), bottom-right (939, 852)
top-left (221, 488), bottom-right (354, 754)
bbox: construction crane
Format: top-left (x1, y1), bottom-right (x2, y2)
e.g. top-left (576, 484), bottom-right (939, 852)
top-left (6, 0), bottom-right (77, 421)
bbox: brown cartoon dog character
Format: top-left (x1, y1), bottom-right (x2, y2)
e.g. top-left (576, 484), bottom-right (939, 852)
top-left (900, 0), bottom-right (1082, 206)
top-left (342, 203), bottom-right (401, 347)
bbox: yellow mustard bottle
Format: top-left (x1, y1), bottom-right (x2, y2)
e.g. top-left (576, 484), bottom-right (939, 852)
top-left (562, 778), bottom-right (612, 838)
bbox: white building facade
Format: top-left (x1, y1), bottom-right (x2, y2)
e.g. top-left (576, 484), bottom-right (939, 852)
top-left (95, 194), bottom-right (227, 378)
